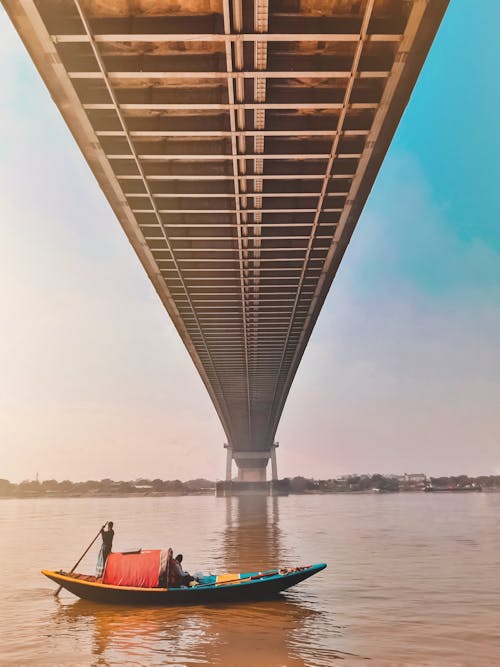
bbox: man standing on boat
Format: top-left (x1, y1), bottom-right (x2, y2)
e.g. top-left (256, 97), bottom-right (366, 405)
top-left (96, 521), bottom-right (114, 577)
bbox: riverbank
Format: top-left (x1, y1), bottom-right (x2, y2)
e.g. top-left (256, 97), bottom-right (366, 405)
top-left (2, 473), bottom-right (499, 498)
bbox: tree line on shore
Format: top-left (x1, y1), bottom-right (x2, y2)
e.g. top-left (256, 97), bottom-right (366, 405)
top-left (294, 474), bottom-right (498, 493)
top-left (1, 474), bottom-right (500, 497)
top-left (0, 477), bottom-right (215, 497)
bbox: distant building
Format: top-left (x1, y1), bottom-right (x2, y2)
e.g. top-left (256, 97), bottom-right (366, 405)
top-left (405, 473), bottom-right (427, 483)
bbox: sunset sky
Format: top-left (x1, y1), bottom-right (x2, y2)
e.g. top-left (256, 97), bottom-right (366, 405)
top-left (1, 2), bottom-right (499, 483)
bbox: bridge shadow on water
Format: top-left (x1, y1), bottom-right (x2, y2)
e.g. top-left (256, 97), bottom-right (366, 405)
top-left (52, 497), bottom-right (349, 666)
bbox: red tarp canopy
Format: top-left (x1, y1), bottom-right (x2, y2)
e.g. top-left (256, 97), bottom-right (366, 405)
top-left (103, 550), bottom-right (161, 588)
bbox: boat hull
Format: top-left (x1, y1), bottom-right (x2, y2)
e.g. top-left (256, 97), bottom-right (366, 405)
top-left (42, 564), bottom-right (326, 605)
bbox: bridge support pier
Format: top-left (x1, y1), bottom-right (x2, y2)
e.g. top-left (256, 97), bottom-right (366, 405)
top-left (270, 443), bottom-right (278, 481)
top-left (217, 443), bottom-right (286, 496)
top-left (225, 443), bottom-right (233, 482)
top-left (238, 467), bottom-right (267, 482)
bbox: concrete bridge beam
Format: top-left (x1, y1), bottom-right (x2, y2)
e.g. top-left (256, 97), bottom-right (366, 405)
top-left (224, 443), bottom-right (279, 482)
top-left (2, 1), bottom-right (448, 502)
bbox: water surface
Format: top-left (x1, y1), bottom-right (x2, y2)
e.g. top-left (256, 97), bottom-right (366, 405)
top-left (1, 493), bottom-right (499, 665)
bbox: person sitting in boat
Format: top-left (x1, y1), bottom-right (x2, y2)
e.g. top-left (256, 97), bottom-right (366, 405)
top-left (96, 521), bottom-right (114, 577)
top-left (158, 550), bottom-right (193, 587)
top-left (158, 547), bottom-right (179, 587)
top-left (175, 554), bottom-right (195, 586)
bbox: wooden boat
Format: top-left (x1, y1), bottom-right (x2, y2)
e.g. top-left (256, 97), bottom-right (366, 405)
top-left (42, 563), bottom-right (326, 605)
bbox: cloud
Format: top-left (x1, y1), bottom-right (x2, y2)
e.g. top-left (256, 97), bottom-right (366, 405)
top-left (0, 11), bottom-right (225, 482)
top-left (279, 152), bottom-right (500, 477)
top-left (341, 153), bottom-right (500, 303)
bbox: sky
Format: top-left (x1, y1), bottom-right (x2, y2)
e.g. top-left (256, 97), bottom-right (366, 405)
top-left (0, 3), bottom-right (499, 483)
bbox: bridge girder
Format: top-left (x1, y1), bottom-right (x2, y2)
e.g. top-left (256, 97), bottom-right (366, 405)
top-left (2, 0), bottom-right (448, 475)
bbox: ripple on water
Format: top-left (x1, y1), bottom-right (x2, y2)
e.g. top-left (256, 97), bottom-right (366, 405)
top-left (1, 494), bottom-right (500, 665)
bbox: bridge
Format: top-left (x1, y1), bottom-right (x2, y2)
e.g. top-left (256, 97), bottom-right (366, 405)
top-left (3, 0), bottom-right (447, 488)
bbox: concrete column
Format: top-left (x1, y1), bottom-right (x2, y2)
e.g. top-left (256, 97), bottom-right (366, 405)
top-left (237, 467), bottom-right (267, 482)
top-left (224, 444), bottom-right (233, 481)
top-left (270, 443), bottom-right (278, 481)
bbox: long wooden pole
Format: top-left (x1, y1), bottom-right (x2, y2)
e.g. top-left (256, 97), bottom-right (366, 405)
top-left (54, 523), bottom-right (106, 597)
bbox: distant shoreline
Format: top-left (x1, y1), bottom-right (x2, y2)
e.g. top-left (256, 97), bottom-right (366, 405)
top-left (2, 474), bottom-right (499, 498)
top-left (0, 490), bottom-right (214, 499)
top-left (2, 488), bottom-right (499, 500)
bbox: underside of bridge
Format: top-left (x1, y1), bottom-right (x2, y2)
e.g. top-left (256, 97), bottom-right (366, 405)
top-left (4, 0), bottom-right (447, 481)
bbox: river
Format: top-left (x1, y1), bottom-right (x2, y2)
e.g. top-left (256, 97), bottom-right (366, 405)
top-left (1, 493), bottom-right (499, 665)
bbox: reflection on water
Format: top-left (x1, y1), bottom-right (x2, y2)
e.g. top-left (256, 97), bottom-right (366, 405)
top-left (54, 601), bottom-right (214, 666)
top-left (2, 493), bottom-right (500, 664)
top-left (53, 596), bottom-right (338, 666)
top-left (50, 496), bottom-right (343, 666)
top-left (221, 496), bottom-right (285, 570)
